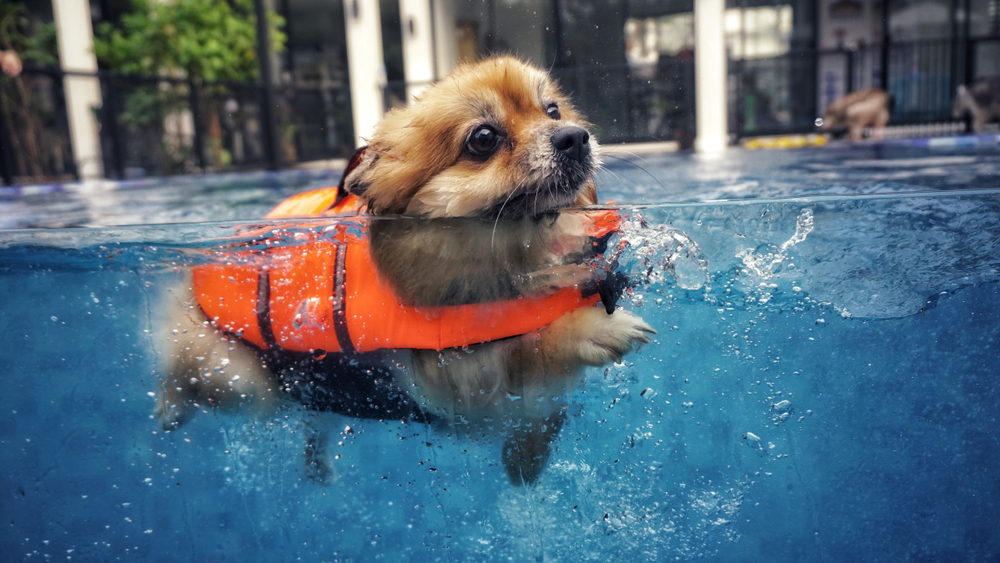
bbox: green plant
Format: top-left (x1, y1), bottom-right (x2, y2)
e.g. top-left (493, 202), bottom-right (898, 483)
top-left (93, 0), bottom-right (286, 172)
top-left (93, 0), bottom-right (285, 82)
top-left (0, 1), bottom-right (58, 67)
top-left (0, 1), bottom-right (65, 181)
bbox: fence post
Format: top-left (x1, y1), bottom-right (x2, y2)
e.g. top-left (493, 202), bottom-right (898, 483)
top-left (253, 0), bottom-right (281, 170)
top-left (188, 79), bottom-right (207, 170)
top-left (0, 82), bottom-right (12, 185)
top-left (101, 74), bottom-right (126, 179)
top-left (846, 49), bottom-right (855, 93)
top-left (880, 0), bottom-right (890, 91)
top-left (963, 0), bottom-right (973, 85)
top-left (733, 59), bottom-right (744, 140)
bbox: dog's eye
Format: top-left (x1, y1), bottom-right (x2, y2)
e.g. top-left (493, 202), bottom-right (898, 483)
top-left (466, 125), bottom-right (501, 156)
top-left (546, 103), bottom-right (561, 120)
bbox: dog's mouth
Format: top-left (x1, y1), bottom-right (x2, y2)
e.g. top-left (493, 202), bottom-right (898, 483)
top-left (484, 169), bottom-right (592, 219)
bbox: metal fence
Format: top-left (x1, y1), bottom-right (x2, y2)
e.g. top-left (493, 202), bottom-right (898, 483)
top-left (550, 61), bottom-right (696, 147)
top-left (5, 36), bottom-right (1000, 185)
top-left (0, 68), bottom-right (356, 185)
top-left (381, 61), bottom-right (696, 149)
top-left (731, 36), bottom-right (1000, 139)
top-left (0, 70), bottom-right (77, 184)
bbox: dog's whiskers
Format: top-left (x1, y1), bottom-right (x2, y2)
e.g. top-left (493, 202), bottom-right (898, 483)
top-left (602, 153), bottom-right (667, 191)
top-left (595, 163), bottom-right (628, 185)
top-left (491, 178), bottom-right (526, 251)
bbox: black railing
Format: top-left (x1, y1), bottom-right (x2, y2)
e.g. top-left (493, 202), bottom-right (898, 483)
top-left (0, 68), bottom-right (356, 185)
top-left (549, 61), bottom-right (696, 147)
top-left (380, 61), bottom-right (696, 149)
top-left (5, 36), bottom-right (1000, 185)
top-left (0, 69), bottom-right (77, 185)
top-left (731, 37), bottom-right (1000, 139)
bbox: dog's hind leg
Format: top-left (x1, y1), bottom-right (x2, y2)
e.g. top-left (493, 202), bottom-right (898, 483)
top-left (501, 408), bottom-right (567, 486)
top-left (156, 281), bottom-right (280, 430)
top-left (302, 413), bottom-right (335, 484)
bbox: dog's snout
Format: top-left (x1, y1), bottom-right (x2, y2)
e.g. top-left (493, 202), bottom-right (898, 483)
top-left (551, 126), bottom-right (590, 162)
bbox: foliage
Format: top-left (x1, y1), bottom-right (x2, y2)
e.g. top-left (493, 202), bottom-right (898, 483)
top-left (93, 0), bottom-right (288, 174)
top-left (93, 0), bottom-right (286, 82)
top-left (0, 1), bottom-right (68, 182)
top-left (0, 1), bottom-right (58, 67)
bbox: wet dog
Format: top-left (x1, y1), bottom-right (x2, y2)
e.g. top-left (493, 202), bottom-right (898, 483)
top-left (156, 57), bottom-right (654, 485)
top-left (819, 88), bottom-right (891, 141)
top-left (953, 77), bottom-right (1000, 133)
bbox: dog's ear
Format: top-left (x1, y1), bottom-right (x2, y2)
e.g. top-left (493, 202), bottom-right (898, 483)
top-left (340, 146), bottom-right (379, 199)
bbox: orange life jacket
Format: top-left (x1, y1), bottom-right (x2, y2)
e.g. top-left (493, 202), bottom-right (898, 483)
top-left (193, 187), bottom-right (619, 354)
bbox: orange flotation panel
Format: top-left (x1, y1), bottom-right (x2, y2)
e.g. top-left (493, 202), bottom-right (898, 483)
top-left (193, 186), bottom-right (619, 353)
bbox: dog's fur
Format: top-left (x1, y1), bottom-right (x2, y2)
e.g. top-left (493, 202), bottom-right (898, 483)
top-left (953, 78), bottom-right (1000, 133)
top-left (156, 57), bottom-right (654, 485)
top-left (820, 88), bottom-right (891, 141)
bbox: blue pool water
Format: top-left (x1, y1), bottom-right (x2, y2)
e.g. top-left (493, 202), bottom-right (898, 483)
top-left (1, 143), bottom-right (999, 561)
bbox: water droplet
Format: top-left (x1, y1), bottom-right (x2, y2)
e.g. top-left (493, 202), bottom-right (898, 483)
top-left (313, 349), bottom-right (328, 360)
top-left (772, 399), bottom-right (793, 414)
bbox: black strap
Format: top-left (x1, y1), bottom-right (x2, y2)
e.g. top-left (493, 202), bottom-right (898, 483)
top-left (331, 241), bottom-right (355, 353)
top-left (256, 269), bottom-right (278, 349)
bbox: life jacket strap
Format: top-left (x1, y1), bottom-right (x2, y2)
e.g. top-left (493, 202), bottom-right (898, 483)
top-left (331, 239), bottom-right (355, 354)
top-left (256, 268), bottom-right (278, 349)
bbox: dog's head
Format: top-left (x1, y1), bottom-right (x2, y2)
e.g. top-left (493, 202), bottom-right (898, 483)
top-left (952, 84), bottom-right (974, 120)
top-left (341, 57), bottom-right (600, 218)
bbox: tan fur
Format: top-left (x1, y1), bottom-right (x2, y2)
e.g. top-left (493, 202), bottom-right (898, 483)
top-left (367, 212), bottom-right (597, 306)
top-left (822, 88), bottom-right (890, 141)
top-left (157, 57), bottom-right (653, 486)
top-left (155, 285), bottom-right (278, 427)
top-left (344, 57), bottom-right (600, 217)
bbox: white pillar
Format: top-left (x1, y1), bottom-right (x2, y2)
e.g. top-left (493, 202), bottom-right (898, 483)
top-left (694, 0), bottom-right (729, 153)
top-left (400, 0), bottom-right (435, 102)
top-left (344, 0), bottom-right (386, 147)
top-left (431, 0), bottom-right (457, 78)
top-left (52, 0), bottom-right (104, 179)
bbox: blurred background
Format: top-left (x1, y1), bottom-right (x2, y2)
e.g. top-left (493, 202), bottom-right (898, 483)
top-left (1, 0), bottom-right (996, 184)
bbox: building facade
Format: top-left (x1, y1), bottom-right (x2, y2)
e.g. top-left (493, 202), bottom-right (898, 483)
top-left (2, 0), bottom-right (1000, 184)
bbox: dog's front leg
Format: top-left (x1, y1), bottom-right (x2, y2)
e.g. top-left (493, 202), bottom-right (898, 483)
top-left (402, 306), bottom-right (654, 485)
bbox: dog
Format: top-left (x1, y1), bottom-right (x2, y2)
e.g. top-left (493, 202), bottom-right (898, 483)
top-left (819, 88), bottom-right (891, 141)
top-left (156, 57), bottom-right (655, 486)
top-left (953, 77), bottom-right (1000, 133)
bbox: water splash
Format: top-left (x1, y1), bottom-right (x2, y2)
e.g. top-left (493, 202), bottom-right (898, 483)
top-left (737, 208), bottom-right (814, 280)
top-left (613, 212), bottom-right (711, 291)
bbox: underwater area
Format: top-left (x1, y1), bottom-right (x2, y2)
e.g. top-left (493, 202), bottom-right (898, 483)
top-left (1, 143), bottom-right (999, 562)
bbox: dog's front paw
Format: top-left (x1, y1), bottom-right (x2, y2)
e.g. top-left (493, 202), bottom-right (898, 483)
top-left (545, 307), bottom-right (655, 367)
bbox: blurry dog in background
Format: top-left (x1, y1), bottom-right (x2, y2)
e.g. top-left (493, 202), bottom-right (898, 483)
top-left (157, 57), bottom-right (654, 486)
top-left (819, 88), bottom-right (891, 141)
top-left (953, 77), bottom-right (1000, 133)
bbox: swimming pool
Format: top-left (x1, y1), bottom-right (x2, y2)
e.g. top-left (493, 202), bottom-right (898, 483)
top-left (2, 142), bottom-right (999, 561)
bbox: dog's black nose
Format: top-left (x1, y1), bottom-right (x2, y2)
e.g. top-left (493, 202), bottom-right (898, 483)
top-left (551, 126), bottom-right (591, 162)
